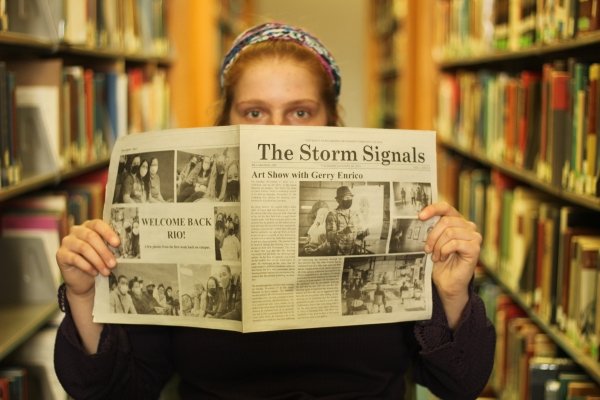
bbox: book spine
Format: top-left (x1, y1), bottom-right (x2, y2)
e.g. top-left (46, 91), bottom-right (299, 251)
top-left (0, 62), bottom-right (8, 187)
top-left (587, 64), bottom-right (599, 195)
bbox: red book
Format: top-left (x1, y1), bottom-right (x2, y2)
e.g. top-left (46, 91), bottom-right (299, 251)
top-left (517, 71), bottom-right (540, 168)
top-left (549, 70), bottom-right (570, 187)
top-left (539, 63), bottom-right (553, 171)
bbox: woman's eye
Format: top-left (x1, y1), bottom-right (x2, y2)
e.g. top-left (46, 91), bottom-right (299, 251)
top-left (295, 110), bottom-right (310, 118)
top-left (246, 110), bottom-right (262, 119)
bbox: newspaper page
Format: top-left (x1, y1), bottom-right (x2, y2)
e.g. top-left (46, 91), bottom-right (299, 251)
top-left (93, 125), bottom-right (437, 333)
top-left (240, 125), bottom-right (436, 332)
top-left (93, 126), bottom-right (244, 332)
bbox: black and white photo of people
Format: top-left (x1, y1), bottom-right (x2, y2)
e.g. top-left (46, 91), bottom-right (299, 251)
top-left (109, 207), bottom-right (141, 259)
top-left (388, 218), bottom-right (434, 254)
top-left (391, 182), bottom-right (432, 216)
top-left (214, 206), bottom-right (241, 262)
top-left (108, 263), bottom-right (179, 315)
top-left (178, 264), bottom-right (242, 320)
top-left (298, 182), bottom-right (389, 256)
top-left (341, 254), bottom-right (427, 316)
top-left (176, 147), bottom-right (240, 203)
top-left (112, 151), bottom-right (175, 204)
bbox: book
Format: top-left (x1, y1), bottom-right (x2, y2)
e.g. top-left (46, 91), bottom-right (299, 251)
top-left (504, 187), bottom-right (546, 294)
top-left (566, 235), bottom-right (600, 353)
top-left (555, 207), bottom-right (600, 330)
top-left (481, 170), bottom-right (516, 269)
top-left (10, 59), bottom-right (63, 171)
top-left (530, 357), bottom-right (580, 400)
top-left (586, 64), bottom-right (599, 195)
top-left (536, 202), bottom-right (561, 323)
top-left (0, 236), bottom-right (57, 304)
top-left (517, 70), bottom-right (541, 168)
top-left (7, 325), bottom-right (67, 400)
top-left (0, 378), bottom-right (8, 400)
top-left (0, 61), bottom-right (9, 187)
top-left (15, 106), bottom-right (60, 179)
top-left (6, 0), bottom-right (60, 41)
top-left (93, 125), bottom-right (439, 333)
top-left (491, 294), bottom-right (527, 391)
top-left (550, 67), bottom-right (570, 187)
top-left (0, 367), bottom-right (28, 400)
top-left (567, 381), bottom-right (600, 399)
top-left (0, 213), bottom-right (64, 289)
top-left (577, 0), bottom-right (600, 35)
top-left (63, 0), bottom-right (87, 44)
top-left (558, 373), bottom-right (595, 399)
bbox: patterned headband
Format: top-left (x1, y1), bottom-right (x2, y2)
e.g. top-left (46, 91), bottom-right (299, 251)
top-left (220, 22), bottom-right (342, 98)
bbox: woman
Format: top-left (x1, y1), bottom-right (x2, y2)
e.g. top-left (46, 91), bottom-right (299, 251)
top-left (153, 283), bottom-right (168, 308)
top-left (122, 157), bottom-right (148, 203)
top-left (303, 206), bottom-right (330, 256)
top-left (185, 156), bottom-right (217, 202)
top-left (203, 276), bottom-right (220, 318)
top-left (146, 157), bottom-right (166, 203)
top-left (55, 22), bottom-right (494, 399)
top-left (165, 286), bottom-right (175, 315)
top-left (222, 160), bottom-right (240, 202)
top-left (177, 154), bottom-right (200, 201)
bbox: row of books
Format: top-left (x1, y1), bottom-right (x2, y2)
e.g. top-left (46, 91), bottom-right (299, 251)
top-left (445, 154), bottom-right (600, 361)
top-left (1, 316), bottom-right (68, 400)
top-left (2, 0), bottom-right (168, 56)
top-left (0, 367), bottom-right (28, 400)
top-left (0, 59), bottom-right (169, 189)
top-left (478, 278), bottom-right (600, 400)
top-left (0, 168), bottom-right (106, 298)
top-left (438, 58), bottom-right (600, 197)
top-left (435, 0), bottom-right (600, 59)
top-left (0, 135), bottom-right (107, 400)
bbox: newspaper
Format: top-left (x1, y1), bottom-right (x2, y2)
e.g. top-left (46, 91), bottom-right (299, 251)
top-left (93, 125), bottom-right (438, 333)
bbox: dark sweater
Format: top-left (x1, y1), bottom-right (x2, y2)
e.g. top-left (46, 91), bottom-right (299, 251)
top-left (54, 286), bottom-right (495, 399)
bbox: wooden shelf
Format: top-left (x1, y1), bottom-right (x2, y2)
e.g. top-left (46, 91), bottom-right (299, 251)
top-left (0, 159), bottom-right (109, 202)
top-left (0, 31), bottom-right (56, 50)
top-left (438, 31), bottom-right (600, 69)
top-left (438, 139), bottom-right (600, 212)
top-left (58, 44), bottom-right (172, 64)
top-left (0, 32), bottom-right (171, 64)
top-left (484, 267), bottom-right (600, 383)
top-left (0, 302), bottom-right (58, 360)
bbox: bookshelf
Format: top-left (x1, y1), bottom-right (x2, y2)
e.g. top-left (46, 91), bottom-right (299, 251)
top-left (168, 0), bottom-right (254, 128)
top-left (0, 0), bottom-right (171, 394)
top-left (434, 0), bottom-right (600, 396)
top-left (484, 267), bottom-right (600, 384)
top-left (366, 0), bottom-right (436, 130)
top-left (0, 303), bottom-right (57, 361)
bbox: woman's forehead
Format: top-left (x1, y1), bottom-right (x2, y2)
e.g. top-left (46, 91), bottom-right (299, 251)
top-left (233, 59), bottom-right (321, 101)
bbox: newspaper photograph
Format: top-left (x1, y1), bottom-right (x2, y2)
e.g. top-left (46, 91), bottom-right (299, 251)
top-left (93, 125), bottom-right (438, 333)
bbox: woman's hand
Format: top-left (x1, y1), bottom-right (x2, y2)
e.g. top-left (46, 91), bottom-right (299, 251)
top-left (419, 202), bottom-right (482, 329)
top-left (56, 219), bottom-right (120, 297)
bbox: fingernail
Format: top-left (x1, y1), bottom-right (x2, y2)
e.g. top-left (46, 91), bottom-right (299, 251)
top-left (424, 244), bottom-right (431, 253)
top-left (108, 258), bottom-right (116, 268)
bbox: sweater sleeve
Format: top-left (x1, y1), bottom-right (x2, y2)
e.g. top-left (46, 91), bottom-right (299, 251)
top-left (411, 284), bottom-right (496, 400)
top-left (54, 311), bottom-right (175, 400)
